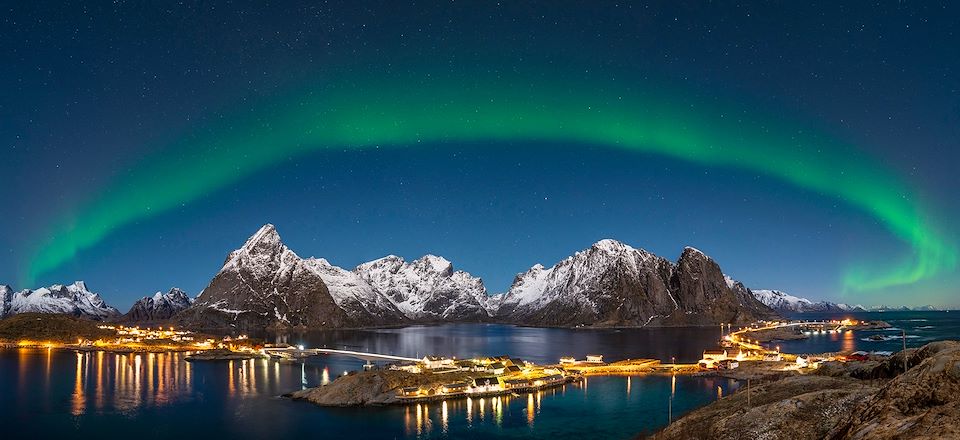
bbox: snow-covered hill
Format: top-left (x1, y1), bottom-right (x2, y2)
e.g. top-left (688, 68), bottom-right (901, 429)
top-left (0, 281), bottom-right (120, 320)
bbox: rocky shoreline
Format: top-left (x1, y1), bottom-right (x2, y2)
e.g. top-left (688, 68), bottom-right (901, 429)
top-left (646, 340), bottom-right (960, 440)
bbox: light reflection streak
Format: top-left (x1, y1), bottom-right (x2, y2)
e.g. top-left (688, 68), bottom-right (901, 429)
top-left (441, 401), bottom-right (449, 434)
top-left (228, 360), bottom-right (235, 397)
top-left (527, 393), bottom-right (535, 426)
top-left (96, 351), bottom-right (104, 410)
top-left (72, 352), bottom-right (84, 415)
top-left (416, 403), bottom-right (423, 436)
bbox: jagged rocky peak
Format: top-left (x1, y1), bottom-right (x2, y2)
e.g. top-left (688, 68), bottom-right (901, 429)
top-left (354, 253), bottom-right (491, 321)
top-left (0, 281), bottom-right (120, 320)
top-left (220, 223), bottom-right (295, 273)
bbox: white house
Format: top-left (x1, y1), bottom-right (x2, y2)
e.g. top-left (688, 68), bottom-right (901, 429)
top-left (423, 356), bottom-right (455, 369)
top-left (585, 354), bottom-right (604, 363)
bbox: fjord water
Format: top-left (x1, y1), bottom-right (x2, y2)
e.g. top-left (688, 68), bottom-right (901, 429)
top-left (2, 324), bottom-right (736, 439)
top-left (3, 316), bottom-right (956, 439)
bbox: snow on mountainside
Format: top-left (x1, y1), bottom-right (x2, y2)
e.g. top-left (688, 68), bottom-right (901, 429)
top-left (176, 224), bottom-right (487, 329)
top-left (493, 240), bottom-right (779, 327)
top-left (302, 258), bottom-right (407, 322)
top-left (751, 289), bottom-right (860, 313)
top-left (355, 254), bottom-right (491, 321)
top-left (496, 239), bottom-right (666, 316)
top-left (124, 288), bottom-right (193, 322)
top-left (0, 281), bottom-right (119, 320)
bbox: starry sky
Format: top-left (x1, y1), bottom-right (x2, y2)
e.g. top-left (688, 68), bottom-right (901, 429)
top-left (2, 1), bottom-right (959, 310)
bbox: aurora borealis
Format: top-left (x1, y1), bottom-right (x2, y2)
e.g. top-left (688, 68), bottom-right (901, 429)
top-left (3, 2), bottom-right (959, 308)
top-left (23, 72), bottom-right (958, 293)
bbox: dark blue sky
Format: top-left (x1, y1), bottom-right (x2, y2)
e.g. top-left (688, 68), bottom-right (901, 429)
top-left (2, 1), bottom-right (958, 309)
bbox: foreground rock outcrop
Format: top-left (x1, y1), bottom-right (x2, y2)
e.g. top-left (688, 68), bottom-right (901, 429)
top-left (648, 341), bottom-right (960, 440)
top-left (829, 341), bottom-right (960, 439)
top-left (288, 369), bottom-right (475, 406)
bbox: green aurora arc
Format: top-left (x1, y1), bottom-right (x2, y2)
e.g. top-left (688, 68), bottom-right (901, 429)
top-left (25, 74), bottom-right (957, 293)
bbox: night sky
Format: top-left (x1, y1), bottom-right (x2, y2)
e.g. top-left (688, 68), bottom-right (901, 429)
top-left (2, 1), bottom-right (959, 309)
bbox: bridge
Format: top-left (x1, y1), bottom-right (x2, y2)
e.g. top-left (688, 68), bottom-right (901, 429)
top-left (262, 346), bottom-right (420, 363)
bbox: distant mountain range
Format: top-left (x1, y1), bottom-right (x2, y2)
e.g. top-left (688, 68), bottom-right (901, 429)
top-left (0, 224), bottom-right (943, 328)
top-left (750, 289), bottom-right (943, 313)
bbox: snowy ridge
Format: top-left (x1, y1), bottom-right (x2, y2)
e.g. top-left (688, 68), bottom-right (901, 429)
top-left (0, 281), bottom-right (120, 320)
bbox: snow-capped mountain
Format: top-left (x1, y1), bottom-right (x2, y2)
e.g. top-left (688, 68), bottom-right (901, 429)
top-left (176, 224), bottom-right (359, 330)
top-left (751, 289), bottom-right (863, 313)
top-left (175, 224), bottom-right (490, 329)
top-left (0, 281), bottom-right (120, 320)
top-left (124, 288), bottom-right (194, 322)
top-left (355, 254), bottom-right (491, 321)
top-left (492, 240), bottom-right (779, 327)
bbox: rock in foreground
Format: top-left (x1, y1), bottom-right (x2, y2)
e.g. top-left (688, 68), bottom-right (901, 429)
top-left (647, 341), bottom-right (960, 440)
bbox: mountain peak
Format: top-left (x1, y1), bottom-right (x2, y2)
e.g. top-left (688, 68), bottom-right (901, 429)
top-left (414, 254), bottom-right (453, 274)
top-left (68, 280), bottom-right (89, 292)
top-left (242, 223), bottom-right (281, 248)
top-left (592, 239), bottom-right (633, 253)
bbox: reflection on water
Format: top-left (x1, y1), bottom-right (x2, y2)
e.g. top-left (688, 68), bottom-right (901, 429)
top-left (62, 350), bottom-right (196, 415)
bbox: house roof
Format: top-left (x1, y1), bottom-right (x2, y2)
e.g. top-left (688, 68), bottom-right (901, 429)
top-left (473, 377), bottom-right (499, 386)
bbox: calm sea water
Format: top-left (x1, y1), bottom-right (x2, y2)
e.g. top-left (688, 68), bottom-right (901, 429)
top-left (777, 311), bottom-right (960, 354)
top-left (2, 316), bottom-right (955, 439)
